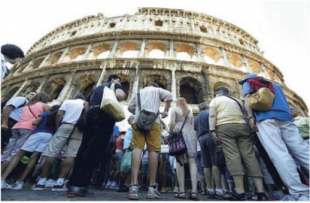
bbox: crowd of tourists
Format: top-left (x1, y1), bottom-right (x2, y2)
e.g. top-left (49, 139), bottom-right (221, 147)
top-left (1, 44), bottom-right (309, 201)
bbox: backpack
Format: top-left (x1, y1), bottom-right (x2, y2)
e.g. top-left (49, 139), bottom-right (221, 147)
top-left (247, 78), bottom-right (275, 111)
top-left (135, 92), bottom-right (159, 134)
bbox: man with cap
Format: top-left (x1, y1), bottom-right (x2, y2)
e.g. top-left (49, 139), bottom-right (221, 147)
top-left (32, 93), bottom-right (88, 191)
top-left (239, 73), bottom-right (309, 201)
top-left (1, 44), bottom-right (25, 83)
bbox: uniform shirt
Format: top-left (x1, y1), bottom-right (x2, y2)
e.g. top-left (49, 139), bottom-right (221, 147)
top-left (123, 126), bottom-right (133, 150)
top-left (4, 97), bottom-right (29, 122)
top-left (87, 82), bottom-right (122, 106)
top-left (59, 99), bottom-right (84, 125)
top-left (293, 116), bottom-right (309, 139)
top-left (194, 111), bottom-right (210, 137)
top-left (128, 86), bottom-right (173, 124)
top-left (209, 96), bottom-right (246, 126)
top-left (242, 77), bottom-right (292, 122)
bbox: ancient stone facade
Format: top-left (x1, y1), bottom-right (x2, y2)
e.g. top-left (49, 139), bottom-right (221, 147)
top-left (1, 7), bottom-right (308, 116)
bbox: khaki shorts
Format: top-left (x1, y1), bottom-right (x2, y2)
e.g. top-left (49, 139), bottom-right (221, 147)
top-left (43, 123), bottom-right (83, 158)
top-left (132, 123), bottom-right (161, 152)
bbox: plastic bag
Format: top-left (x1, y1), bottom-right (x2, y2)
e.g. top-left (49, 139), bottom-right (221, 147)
top-left (120, 150), bottom-right (132, 173)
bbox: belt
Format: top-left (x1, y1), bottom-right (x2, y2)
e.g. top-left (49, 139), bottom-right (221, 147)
top-left (62, 122), bottom-right (74, 125)
top-left (90, 105), bottom-right (100, 109)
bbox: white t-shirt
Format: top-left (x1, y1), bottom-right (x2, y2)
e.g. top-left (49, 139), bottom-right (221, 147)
top-left (4, 97), bottom-right (29, 122)
top-left (59, 99), bottom-right (84, 125)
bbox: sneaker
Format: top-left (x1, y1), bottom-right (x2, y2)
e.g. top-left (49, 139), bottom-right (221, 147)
top-left (281, 194), bottom-right (297, 201)
top-left (117, 185), bottom-right (129, 192)
top-left (31, 183), bottom-right (45, 191)
top-left (215, 188), bottom-right (224, 198)
top-left (109, 181), bottom-right (117, 189)
top-left (45, 179), bottom-right (56, 188)
top-left (251, 192), bottom-right (258, 200)
top-left (127, 185), bottom-right (139, 200)
top-left (146, 186), bottom-right (161, 199)
top-left (257, 193), bottom-right (269, 201)
top-left (228, 191), bottom-right (248, 201)
top-left (52, 184), bottom-right (68, 192)
top-left (12, 181), bottom-right (24, 190)
top-left (1, 180), bottom-right (12, 190)
top-left (67, 186), bottom-right (94, 198)
top-left (273, 190), bottom-right (286, 200)
top-left (206, 188), bottom-right (215, 197)
top-left (297, 194), bottom-right (309, 201)
top-left (105, 181), bottom-right (112, 189)
top-left (110, 184), bottom-right (119, 190)
top-left (173, 186), bottom-right (180, 194)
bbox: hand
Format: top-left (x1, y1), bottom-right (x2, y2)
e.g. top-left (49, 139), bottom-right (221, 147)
top-left (1, 124), bottom-right (9, 131)
top-left (211, 132), bottom-right (221, 145)
top-left (249, 118), bottom-right (259, 132)
top-left (160, 111), bottom-right (168, 118)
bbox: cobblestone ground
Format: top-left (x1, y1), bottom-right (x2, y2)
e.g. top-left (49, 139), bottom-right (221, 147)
top-left (1, 185), bottom-right (223, 201)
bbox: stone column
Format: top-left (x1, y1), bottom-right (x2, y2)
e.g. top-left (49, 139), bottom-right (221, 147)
top-left (260, 63), bottom-right (271, 79)
top-left (39, 52), bottom-right (52, 68)
top-left (171, 67), bottom-right (177, 102)
top-left (219, 47), bottom-right (230, 67)
top-left (66, 83), bottom-right (78, 100)
top-left (202, 69), bottom-right (212, 102)
top-left (169, 40), bottom-right (176, 59)
top-left (138, 39), bottom-right (146, 58)
top-left (58, 47), bottom-right (70, 63)
top-left (241, 56), bottom-right (252, 73)
top-left (23, 59), bottom-right (34, 72)
top-left (13, 80), bottom-right (29, 97)
top-left (82, 44), bottom-right (93, 60)
top-left (96, 63), bottom-right (107, 86)
top-left (57, 71), bottom-right (77, 102)
top-left (132, 64), bottom-right (140, 95)
top-left (108, 40), bottom-right (119, 58)
top-left (36, 76), bottom-right (49, 93)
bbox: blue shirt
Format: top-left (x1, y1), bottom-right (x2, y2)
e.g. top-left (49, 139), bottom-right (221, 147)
top-left (109, 125), bottom-right (119, 143)
top-left (242, 80), bottom-right (292, 122)
top-left (123, 126), bottom-right (133, 150)
top-left (31, 112), bottom-right (56, 135)
top-left (194, 111), bottom-right (210, 137)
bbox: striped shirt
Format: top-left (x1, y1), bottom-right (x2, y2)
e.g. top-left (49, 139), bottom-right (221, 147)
top-left (128, 86), bottom-right (173, 124)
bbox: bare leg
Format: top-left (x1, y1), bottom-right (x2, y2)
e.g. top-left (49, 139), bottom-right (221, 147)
top-left (221, 174), bottom-right (228, 191)
top-left (2, 150), bottom-right (26, 179)
top-left (148, 151), bottom-right (158, 186)
top-left (188, 157), bottom-right (198, 193)
top-left (40, 156), bottom-right (56, 178)
top-left (58, 157), bottom-right (74, 179)
top-left (130, 149), bottom-right (142, 185)
top-left (204, 167), bottom-right (212, 189)
top-left (212, 166), bottom-right (222, 189)
top-left (252, 177), bottom-right (264, 193)
top-left (1, 161), bottom-right (10, 174)
top-left (18, 152), bottom-right (40, 182)
top-left (113, 170), bottom-right (120, 183)
top-left (176, 156), bottom-right (186, 198)
top-left (233, 175), bottom-right (245, 194)
top-left (159, 156), bottom-right (167, 192)
top-left (199, 175), bottom-right (206, 192)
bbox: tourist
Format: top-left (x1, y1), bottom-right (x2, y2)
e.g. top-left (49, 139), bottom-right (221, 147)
top-left (1, 105), bottom-right (60, 190)
top-left (1, 92), bottom-right (51, 189)
top-left (127, 82), bottom-right (172, 200)
top-left (290, 106), bottom-right (309, 144)
top-left (159, 121), bottom-right (169, 193)
top-left (170, 98), bottom-right (199, 201)
top-left (194, 102), bottom-right (226, 198)
top-left (32, 93), bottom-right (87, 191)
top-left (240, 73), bottom-right (309, 201)
top-left (209, 86), bottom-right (266, 200)
top-left (67, 74), bottom-right (126, 198)
top-left (1, 44), bottom-right (25, 83)
top-left (117, 115), bottom-right (135, 192)
top-left (1, 92), bottom-right (37, 150)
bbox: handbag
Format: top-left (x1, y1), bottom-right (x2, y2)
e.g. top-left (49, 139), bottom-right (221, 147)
top-left (120, 150), bottom-right (132, 173)
top-left (100, 83), bottom-right (125, 122)
top-left (167, 111), bottom-right (189, 158)
top-left (248, 87), bottom-right (275, 111)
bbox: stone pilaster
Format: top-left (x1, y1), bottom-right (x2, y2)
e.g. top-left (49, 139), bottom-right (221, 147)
top-left (171, 67), bottom-right (177, 102)
top-left (219, 47), bottom-right (230, 67)
top-left (36, 77), bottom-right (48, 93)
top-left (108, 40), bottom-right (119, 58)
top-left (260, 63), bottom-right (271, 79)
top-left (82, 44), bottom-right (93, 60)
top-left (96, 63), bottom-right (107, 86)
top-left (169, 40), bottom-right (176, 59)
top-left (58, 47), bottom-right (70, 63)
top-left (13, 80), bottom-right (29, 97)
top-left (241, 56), bottom-right (252, 73)
top-left (22, 60), bottom-right (34, 73)
top-left (132, 64), bottom-right (140, 95)
top-left (57, 71), bottom-right (77, 102)
top-left (39, 52), bottom-right (52, 68)
top-left (202, 69), bottom-right (212, 103)
top-left (66, 83), bottom-right (78, 100)
top-left (139, 39), bottom-right (146, 58)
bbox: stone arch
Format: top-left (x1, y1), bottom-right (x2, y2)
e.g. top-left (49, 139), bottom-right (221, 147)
top-left (143, 74), bottom-right (168, 89)
top-left (118, 74), bottom-right (132, 101)
top-left (176, 44), bottom-right (194, 59)
top-left (248, 60), bottom-right (262, 74)
top-left (92, 44), bottom-right (111, 59)
top-left (227, 54), bottom-right (244, 68)
top-left (77, 75), bottom-right (97, 99)
top-left (118, 42), bottom-right (139, 57)
top-left (23, 81), bottom-right (40, 94)
top-left (4, 86), bottom-right (20, 99)
top-left (179, 77), bottom-right (203, 104)
top-left (64, 47), bottom-right (86, 62)
top-left (202, 47), bottom-right (222, 64)
top-left (266, 69), bottom-right (276, 81)
top-left (147, 42), bottom-right (167, 58)
top-left (49, 51), bottom-right (63, 65)
top-left (43, 77), bottom-right (66, 100)
top-left (32, 57), bottom-right (45, 69)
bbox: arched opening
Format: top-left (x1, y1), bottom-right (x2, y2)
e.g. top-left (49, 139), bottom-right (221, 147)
top-left (266, 69), bottom-right (276, 81)
top-left (176, 44), bottom-right (195, 61)
top-left (180, 77), bottom-right (203, 104)
top-left (203, 48), bottom-right (223, 65)
top-left (92, 44), bottom-right (111, 59)
top-left (119, 42), bottom-right (139, 58)
top-left (24, 82), bottom-right (40, 94)
top-left (147, 42), bottom-right (167, 58)
top-left (44, 78), bottom-right (66, 100)
top-left (78, 75), bottom-right (97, 99)
top-left (121, 81), bottom-right (129, 101)
top-left (82, 83), bottom-right (95, 99)
top-left (249, 60), bottom-right (265, 77)
top-left (5, 87), bottom-right (20, 99)
top-left (228, 54), bottom-right (244, 69)
top-left (33, 57), bottom-right (45, 69)
top-left (50, 52), bottom-right (63, 65)
top-left (143, 75), bottom-right (167, 90)
top-left (64, 47), bottom-right (86, 62)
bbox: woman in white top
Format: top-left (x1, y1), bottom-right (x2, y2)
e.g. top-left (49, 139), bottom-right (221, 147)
top-left (169, 98), bottom-right (198, 200)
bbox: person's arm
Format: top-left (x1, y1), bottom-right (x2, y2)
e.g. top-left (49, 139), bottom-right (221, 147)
top-left (55, 110), bottom-right (65, 129)
top-left (115, 89), bottom-right (126, 101)
top-left (42, 104), bottom-right (50, 112)
top-left (169, 108), bottom-right (176, 134)
top-left (159, 89), bottom-right (173, 118)
top-left (209, 105), bottom-right (220, 145)
top-left (128, 94), bottom-right (137, 114)
top-left (32, 116), bottom-right (43, 126)
top-left (161, 100), bottom-right (171, 118)
top-left (1, 105), bottom-right (15, 130)
top-left (84, 101), bottom-right (89, 112)
top-left (244, 94), bottom-right (258, 132)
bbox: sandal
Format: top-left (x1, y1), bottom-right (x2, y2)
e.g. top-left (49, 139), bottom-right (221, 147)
top-left (188, 192), bottom-right (200, 201)
top-left (175, 192), bottom-right (187, 199)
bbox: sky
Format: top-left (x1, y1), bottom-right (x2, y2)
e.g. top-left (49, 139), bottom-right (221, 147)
top-left (1, 0), bottom-right (309, 113)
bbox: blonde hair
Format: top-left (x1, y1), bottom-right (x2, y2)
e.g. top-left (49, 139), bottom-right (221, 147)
top-left (176, 97), bottom-right (189, 116)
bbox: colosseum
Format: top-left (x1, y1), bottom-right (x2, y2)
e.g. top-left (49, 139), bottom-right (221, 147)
top-left (1, 7), bottom-right (308, 126)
